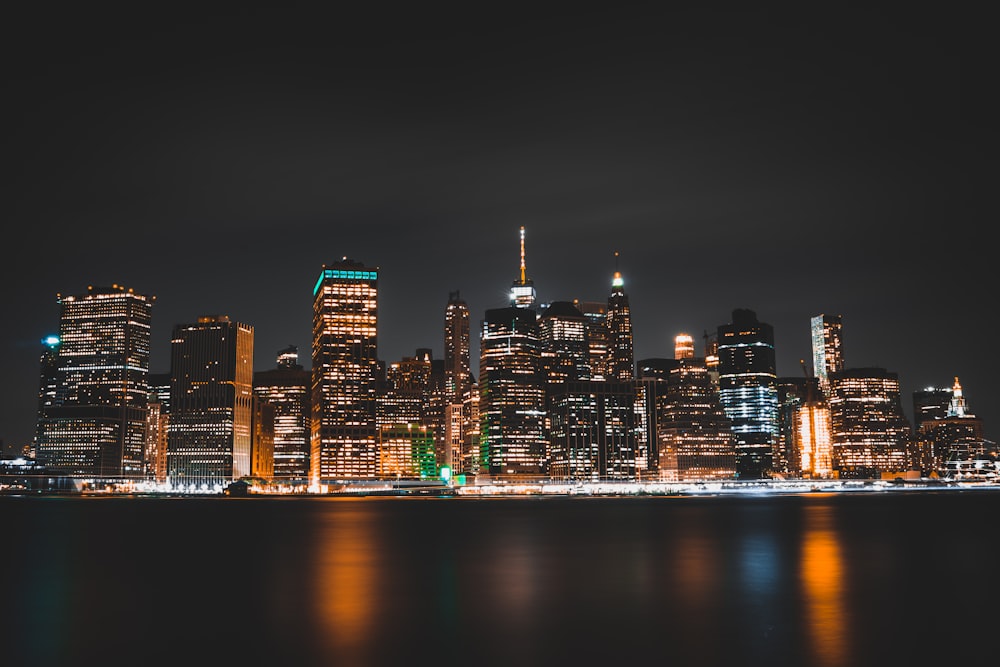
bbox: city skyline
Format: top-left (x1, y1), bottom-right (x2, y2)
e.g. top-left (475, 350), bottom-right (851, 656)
top-left (1, 7), bottom-right (990, 449)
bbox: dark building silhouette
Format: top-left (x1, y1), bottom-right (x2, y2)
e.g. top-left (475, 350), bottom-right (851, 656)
top-left (167, 315), bottom-right (254, 489)
top-left (548, 380), bottom-right (637, 481)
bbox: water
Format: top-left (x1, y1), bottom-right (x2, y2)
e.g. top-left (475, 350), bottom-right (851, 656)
top-left (2, 489), bottom-right (996, 666)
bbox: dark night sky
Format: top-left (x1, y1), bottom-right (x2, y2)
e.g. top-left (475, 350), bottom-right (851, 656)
top-left (1, 7), bottom-right (993, 448)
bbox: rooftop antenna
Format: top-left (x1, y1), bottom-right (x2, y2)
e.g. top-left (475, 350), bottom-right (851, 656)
top-left (519, 226), bottom-right (527, 284)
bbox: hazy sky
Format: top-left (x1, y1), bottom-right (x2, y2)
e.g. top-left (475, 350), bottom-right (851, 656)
top-left (2, 7), bottom-right (992, 448)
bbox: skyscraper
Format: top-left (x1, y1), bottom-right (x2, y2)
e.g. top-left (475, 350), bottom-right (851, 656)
top-left (479, 306), bottom-right (547, 477)
top-left (34, 284), bottom-right (153, 479)
top-left (166, 315), bottom-right (254, 489)
top-left (828, 367), bottom-right (911, 478)
top-left (311, 259), bottom-right (380, 485)
top-left (606, 256), bottom-right (634, 383)
top-left (509, 226), bottom-right (536, 308)
top-left (538, 301), bottom-right (591, 385)
top-left (810, 314), bottom-right (844, 396)
top-left (253, 346), bottom-right (311, 482)
top-left (717, 308), bottom-right (779, 479)
top-left (573, 299), bottom-right (610, 381)
top-left (444, 291), bottom-right (472, 399)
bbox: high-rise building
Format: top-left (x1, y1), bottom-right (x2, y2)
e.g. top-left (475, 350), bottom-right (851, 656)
top-left (914, 377), bottom-right (987, 475)
top-left (251, 395), bottom-right (275, 480)
top-left (717, 308), bottom-right (779, 479)
top-left (810, 314), bottom-right (844, 396)
top-left (479, 306), bottom-right (547, 477)
top-left (311, 259), bottom-right (380, 485)
top-left (253, 346), bottom-right (311, 482)
top-left (444, 291), bottom-right (472, 398)
top-left (828, 367), bottom-right (911, 478)
top-left (166, 315), bottom-right (254, 489)
top-left (635, 357), bottom-right (681, 477)
top-left (548, 380), bottom-right (636, 481)
top-left (34, 284), bottom-right (153, 479)
top-left (145, 372), bottom-right (170, 483)
top-left (606, 257), bottom-right (634, 383)
top-left (573, 299), bottom-right (610, 381)
top-left (443, 292), bottom-right (477, 476)
top-left (538, 301), bottom-right (591, 385)
top-left (509, 226), bottom-right (536, 308)
top-left (657, 357), bottom-right (736, 481)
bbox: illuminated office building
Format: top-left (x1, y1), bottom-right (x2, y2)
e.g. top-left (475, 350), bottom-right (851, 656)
top-left (717, 308), bottom-right (779, 479)
top-left (443, 292), bottom-right (478, 475)
top-left (548, 381), bottom-right (636, 481)
top-left (311, 259), bottom-right (380, 484)
top-left (776, 375), bottom-right (820, 476)
top-left (479, 306), bottom-right (547, 477)
top-left (573, 299), bottom-right (610, 381)
top-left (251, 396), bottom-right (275, 480)
top-left (606, 259), bottom-right (634, 383)
top-left (778, 374), bottom-right (832, 478)
top-left (167, 316), bottom-right (254, 489)
top-left (810, 314), bottom-right (844, 396)
top-left (915, 377), bottom-right (986, 475)
top-left (538, 301), bottom-right (591, 385)
top-left (378, 424), bottom-right (436, 480)
top-left (253, 346), bottom-right (310, 481)
top-left (34, 284), bottom-right (153, 479)
top-left (657, 357), bottom-right (736, 481)
top-left (509, 226), bottom-right (536, 308)
top-left (635, 358), bottom-right (681, 477)
top-left (828, 367), bottom-right (911, 478)
top-left (674, 333), bottom-right (695, 360)
top-left (145, 372), bottom-right (170, 482)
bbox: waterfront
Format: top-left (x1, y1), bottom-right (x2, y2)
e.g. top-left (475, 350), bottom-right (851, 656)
top-left (3, 489), bottom-right (998, 666)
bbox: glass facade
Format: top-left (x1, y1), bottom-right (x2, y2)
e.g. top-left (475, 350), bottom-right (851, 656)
top-left (717, 309), bottom-right (779, 479)
top-left (253, 347), bottom-right (310, 481)
top-left (828, 367), bottom-right (911, 478)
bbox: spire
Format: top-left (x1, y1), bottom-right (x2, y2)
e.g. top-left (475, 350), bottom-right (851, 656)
top-left (519, 226), bottom-right (527, 284)
top-left (947, 376), bottom-right (969, 418)
top-left (510, 226), bottom-right (536, 308)
top-left (611, 251), bottom-right (624, 289)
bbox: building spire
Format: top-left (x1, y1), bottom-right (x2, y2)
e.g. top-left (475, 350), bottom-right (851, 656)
top-left (947, 376), bottom-right (969, 417)
top-left (519, 226), bottom-right (527, 284)
top-left (612, 250), bottom-right (624, 289)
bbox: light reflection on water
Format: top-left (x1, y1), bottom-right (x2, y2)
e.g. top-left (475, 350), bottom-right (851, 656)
top-left (314, 499), bottom-right (380, 662)
top-left (801, 504), bottom-right (847, 667)
top-left (3, 491), bottom-right (997, 666)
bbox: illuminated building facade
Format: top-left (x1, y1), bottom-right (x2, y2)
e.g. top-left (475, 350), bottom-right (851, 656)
top-left (657, 357), bottom-right (736, 481)
top-left (717, 309), bottom-right (779, 479)
top-left (548, 381), bottom-right (637, 481)
top-left (253, 346), bottom-right (311, 481)
top-left (378, 424), bottom-right (436, 479)
top-left (674, 333), bottom-right (695, 360)
top-left (606, 262), bottom-right (634, 383)
top-left (635, 358), bottom-right (681, 477)
top-left (915, 377), bottom-right (987, 475)
top-left (251, 396), bottom-right (275, 480)
top-left (828, 367), bottom-right (911, 478)
top-left (791, 392), bottom-right (833, 478)
top-left (810, 313), bottom-right (844, 396)
top-left (479, 306), bottom-right (547, 477)
top-left (167, 316), bottom-right (254, 489)
top-left (311, 259), bottom-right (380, 484)
top-left (573, 299), bottom-right (610, 381)
top-left (34, 284), bottom-right (153, 479)
top-left (538, 301), bottom-right (591, 385)
top-left (443, 292), bottom-right (478, 475)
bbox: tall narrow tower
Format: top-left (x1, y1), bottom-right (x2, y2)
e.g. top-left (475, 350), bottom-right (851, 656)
top-left (34, 284), bottom-right (153, 479)
top-left (311, 259), bottom-right (380, 485)
top-left (606, 252), bottom-right (634, 382)
top-left (810, 314), bottom-right (844, 396)
top-left (167, 315), bottom-right (254, 489)
top-left (444, 291), bottom-right (472, 399)
top-left (509, 226), bottom-right (536, 308)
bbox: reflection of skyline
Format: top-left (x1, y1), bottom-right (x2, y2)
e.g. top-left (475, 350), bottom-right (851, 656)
top-left (801, 502), bottom-right (847, 667)
top-left (315, 500), bottom-right (380, 663)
